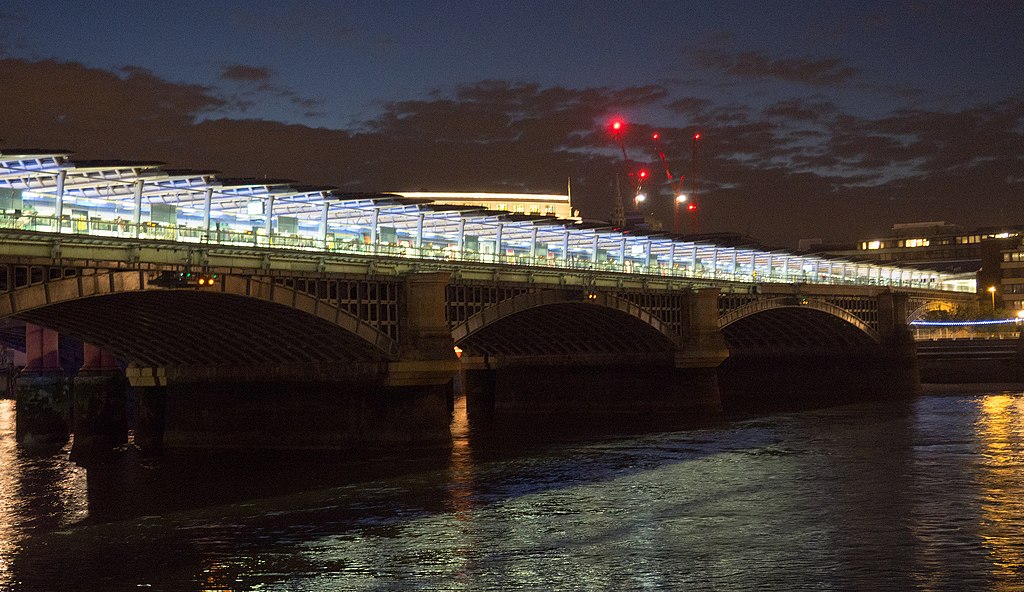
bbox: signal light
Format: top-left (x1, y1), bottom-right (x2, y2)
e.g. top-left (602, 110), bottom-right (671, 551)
top-left (687, 203), bottom-right (697, 211)
top-left (638, 169), bottom-right (649, 179)
top-left (694, 133), bottom-right (701, 140)
top-left (196, 274), bottom-right (218, 287)
top-left (610, 119), bottom-right (625, 132)
top-left (652, 133), bottom-right (659, 140)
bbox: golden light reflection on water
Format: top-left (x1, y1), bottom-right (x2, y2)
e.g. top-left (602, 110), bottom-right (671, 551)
top-left (0, 400), bottom-right (22, 589)
top-left (0, 399), bottom-right (89, 590)
top-left (975, 394), bottom-right (1024, 589)
top-left (448, 393), bottom-right (474, 513)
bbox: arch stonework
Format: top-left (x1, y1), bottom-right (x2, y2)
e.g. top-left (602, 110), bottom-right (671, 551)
top-left (0, 270), bottom-right (399, 363)
top-left (906, 298), bottom-right (959, 322)
top-left (449, 289), bottom-right (682, 347)
top-left (718, 296), bottom-right (881, 343)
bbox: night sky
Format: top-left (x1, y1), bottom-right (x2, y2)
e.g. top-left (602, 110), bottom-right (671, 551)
top-left (2, 1), bottom-right (1023, 247)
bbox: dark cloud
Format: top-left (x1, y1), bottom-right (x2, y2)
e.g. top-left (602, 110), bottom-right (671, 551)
top-left (693, 48), bottom-right (860, 86)
top-left (666, 97), bottom-right (712, 117)
top-left (3, 57), bottom-right (1022, 248)
top-left (762, 99), bottom-right (837, 121)
top-left (221, 64), bottom-right (272, 82)
top-left (217, 63), bottom-right (324, 113)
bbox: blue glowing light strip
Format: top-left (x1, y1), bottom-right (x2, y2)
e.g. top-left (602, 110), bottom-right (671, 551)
top-left (911, 319), bottom-right (1020, 326)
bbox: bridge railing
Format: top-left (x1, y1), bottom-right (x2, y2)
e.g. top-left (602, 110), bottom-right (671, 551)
top-left (0, 212), bottom-right (969, 292)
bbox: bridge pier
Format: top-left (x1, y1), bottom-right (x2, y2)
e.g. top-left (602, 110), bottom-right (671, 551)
top-left (673, 287), bottom-right (731, 415)
top-left (126, 366), bottom-right (167, 455)
top-left (877, 291), bottom-right (921, 394)
top-left (70, 344), bottom-right (128, 463)
top-left (15, 324), bottom-right (69, 448)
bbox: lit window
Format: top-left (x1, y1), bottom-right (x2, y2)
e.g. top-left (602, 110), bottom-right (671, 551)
top-left (905, 238), bottom-right (930, 248)
top-left (866, 241), bottom-right (882, 250)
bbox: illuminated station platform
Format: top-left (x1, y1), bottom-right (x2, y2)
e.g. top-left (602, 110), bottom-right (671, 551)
top-left (0, 149), bottom-right (973, 292)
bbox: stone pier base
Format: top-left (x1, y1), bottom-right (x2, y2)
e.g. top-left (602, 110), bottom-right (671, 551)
top-left (162, 379), bottom-right (452, 451)
top-left (465, 364), bottom-right (723, 419)
top-left (15, 370), bottom-right (69, 448)
top-left (718, 353), bottom-right (920, 415)
top-left (133, 385), bottom-right (167, 456)
top-left (70, 370), bottom-right (128, 462)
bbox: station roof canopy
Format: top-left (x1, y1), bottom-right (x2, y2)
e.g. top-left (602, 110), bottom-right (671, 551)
top-left (0, 148), bottom-right (959, 285)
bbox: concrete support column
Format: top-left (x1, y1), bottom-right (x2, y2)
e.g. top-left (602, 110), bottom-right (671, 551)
top-left (15, 323), bottom-right (68, 447)
top-left (132, 179), bottom-right (145, 238)
top-left (70, 344), bottom-right (127, 463)
top-left (319, 201), bottom-right (331, 246)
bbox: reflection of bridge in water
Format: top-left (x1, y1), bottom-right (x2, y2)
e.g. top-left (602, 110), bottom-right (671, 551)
top-left (0, 149), bottom-right (977, 458)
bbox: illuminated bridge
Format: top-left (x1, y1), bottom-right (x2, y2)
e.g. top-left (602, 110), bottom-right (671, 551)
top-left (0, 149), bottom-right (977, 457)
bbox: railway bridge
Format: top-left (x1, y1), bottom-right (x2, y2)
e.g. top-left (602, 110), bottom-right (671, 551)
top-left (0, 231), bottom-right (971, 456)
top-left (0, 149), bottom-right (975, 456)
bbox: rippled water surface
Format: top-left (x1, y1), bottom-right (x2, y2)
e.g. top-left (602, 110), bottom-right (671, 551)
top-left (2, 392), bottom-right (1024, 591)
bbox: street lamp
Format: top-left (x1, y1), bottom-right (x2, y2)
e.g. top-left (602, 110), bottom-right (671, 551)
top-left (988, 285), bottom-right (997, 311)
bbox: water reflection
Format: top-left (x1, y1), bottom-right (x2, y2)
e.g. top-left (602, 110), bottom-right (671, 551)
top-left (1, 400), bottom-right (89, 590)
top-left (0, 401), bottom-right (20, 589)
top-left (4, 395), bottom-right (1024, 589)
top-left (975, 394), bottom-right (1024, 589)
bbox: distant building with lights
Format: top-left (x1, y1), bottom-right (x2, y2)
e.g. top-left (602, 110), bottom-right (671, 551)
top-left (393, 192), bottom-right (578, 220)
top-left (810, 221), bottom-right (1024, 308)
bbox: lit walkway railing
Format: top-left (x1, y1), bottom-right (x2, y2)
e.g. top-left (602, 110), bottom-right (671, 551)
top-left (0, 212), bottom-right (971, 292)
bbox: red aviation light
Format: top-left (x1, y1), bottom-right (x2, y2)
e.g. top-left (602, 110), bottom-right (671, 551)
top-left (610, 119), bottom-right (625, 132)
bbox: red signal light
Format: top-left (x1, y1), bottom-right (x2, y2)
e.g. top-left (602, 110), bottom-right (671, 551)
top-left (693, 133), bottom-right (701, 140)
top-left (638, 169), bottom-right (649, 179)
top-left (687, 203), bottom-right (697, 211)
top-left (652, 132), bottom-right (660, 140)
top-left (610, 119), bottom-right (624, 132)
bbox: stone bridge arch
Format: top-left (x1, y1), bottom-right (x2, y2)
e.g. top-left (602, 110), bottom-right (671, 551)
top-left (1, 270), bottom-right (399, 366)
top-left (718, 296), bottom-right (881, 353)
top-left (450, 289), bottom-right (681, 358)
top-left (906, 298), bottom-right (959, 322)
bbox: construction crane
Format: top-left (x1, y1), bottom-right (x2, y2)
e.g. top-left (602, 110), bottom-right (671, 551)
top-left (650, 131), bottom-right (700, 233)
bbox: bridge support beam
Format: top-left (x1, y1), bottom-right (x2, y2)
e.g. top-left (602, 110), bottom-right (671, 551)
top-left (15, 324), bottom-right (69, 448)
top-left (70, 344), bottom-right (127, 463)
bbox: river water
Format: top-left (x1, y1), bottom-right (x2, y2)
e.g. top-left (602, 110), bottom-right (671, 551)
top-left (1, 391), bottom-right (1023, 591)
